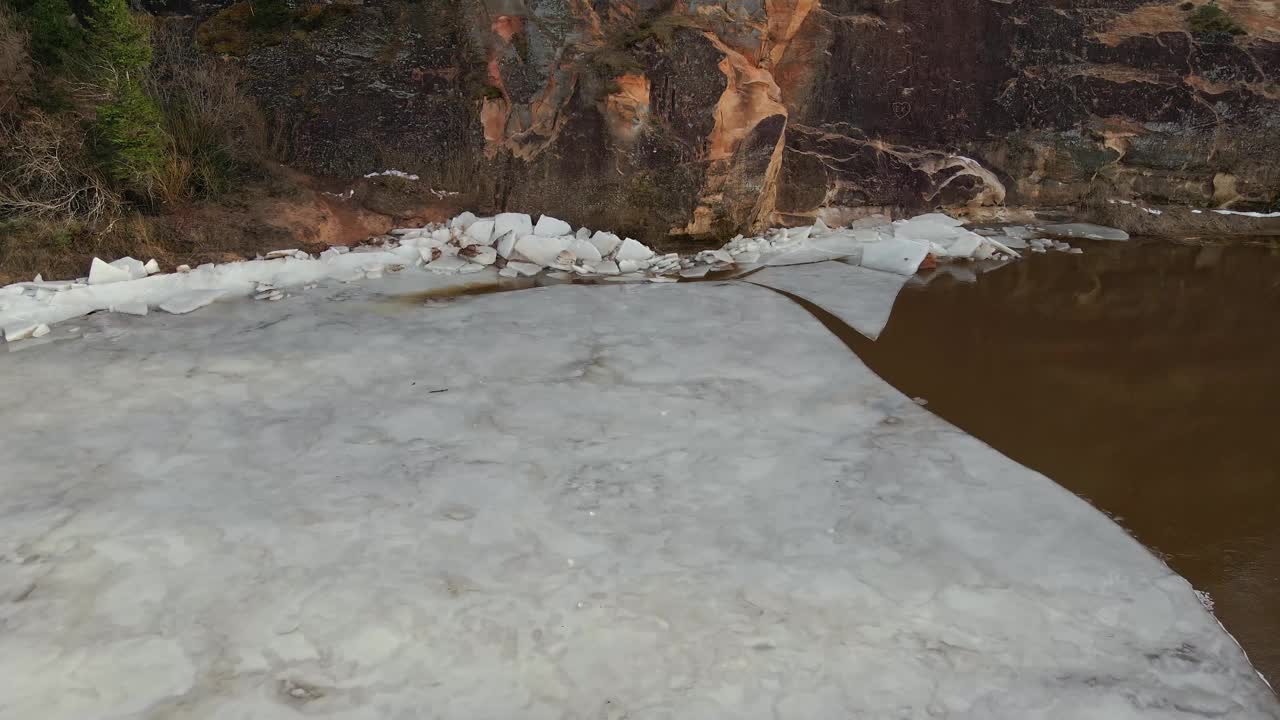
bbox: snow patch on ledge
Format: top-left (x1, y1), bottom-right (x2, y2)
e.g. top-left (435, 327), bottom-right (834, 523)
top-left (362, 169), bottom-right (420, 180)
top-left (1110, 199), bottom-right (1163, 216)
top-left (1213, 209), bottom-right (1280, 218)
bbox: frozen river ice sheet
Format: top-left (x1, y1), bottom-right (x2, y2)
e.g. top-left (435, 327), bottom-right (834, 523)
top-left (0, 280), bottom-right (1275, 719)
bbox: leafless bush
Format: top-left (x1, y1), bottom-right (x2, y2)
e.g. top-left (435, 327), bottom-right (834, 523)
top-left (0, 112), bottom-right (123, 223)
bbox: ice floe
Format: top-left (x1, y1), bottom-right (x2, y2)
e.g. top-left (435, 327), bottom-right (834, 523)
top-left (0, 282), bottom-right (1274, 718)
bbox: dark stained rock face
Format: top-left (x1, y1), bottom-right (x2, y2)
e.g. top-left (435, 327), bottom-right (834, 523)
top-left (194, 0), bottom-right (1280, 240)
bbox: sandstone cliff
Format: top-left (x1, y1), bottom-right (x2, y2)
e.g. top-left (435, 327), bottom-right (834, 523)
top-left (191, 0), bottom-right (1280, 240)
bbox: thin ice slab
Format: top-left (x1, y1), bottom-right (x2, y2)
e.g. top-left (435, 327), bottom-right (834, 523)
top-left (748, 261), bottom-right (910, 340)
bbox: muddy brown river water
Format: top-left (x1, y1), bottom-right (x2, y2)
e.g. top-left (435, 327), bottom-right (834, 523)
top-left (847, 239), bottom-right (1280, 686)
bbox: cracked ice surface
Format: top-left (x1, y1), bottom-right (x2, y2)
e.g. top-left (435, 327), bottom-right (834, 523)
top-left (0, 282), bottom-right (1275, 719)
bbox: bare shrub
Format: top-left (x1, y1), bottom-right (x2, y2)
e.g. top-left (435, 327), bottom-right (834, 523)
top-left (0, 111), bottom-right (123, 223)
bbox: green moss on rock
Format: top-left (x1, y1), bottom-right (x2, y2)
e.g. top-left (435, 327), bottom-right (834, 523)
top-left (1187, 2), bottom-right (1244, 36)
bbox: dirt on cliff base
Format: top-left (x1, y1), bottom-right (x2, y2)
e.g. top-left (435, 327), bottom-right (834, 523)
top-left (0, 167), bottom-right (465, 285)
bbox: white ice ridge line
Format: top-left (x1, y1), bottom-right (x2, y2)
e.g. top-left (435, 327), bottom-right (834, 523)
top-left (4, 211), bottom-right (1111, 342)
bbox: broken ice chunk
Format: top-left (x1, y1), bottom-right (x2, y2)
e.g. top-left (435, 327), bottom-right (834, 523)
top-left (589, 231), bottom-right (621, 258)
top-left (31, 324), bottom-right (50, 338)
top-left (3, 323), bottom-right (40, 342)
top-left (550, 250), bottom-right (576, 270)
top-left (89, 257), bottom-right (133, 285)
top-left (575, 227), bottom-right (592, 240)
top-left (533, 215), bottom-right (573, 237)
top-left (595, 260), bottom-right (620, 275)
top-left (468, 246), bottom-right (498, 265)
top-left (109, 256), bottom-right (149, 279)
top-left (498, 266), bottom-right (519, 278)
top-left (426, 255), bottom-right (470, 274)
top-left (697, 249), bottom-right (735, 265)
top-left (464, 219), bottom-right (495, 246)
top-left (514, 235), bottom-right (570, 267)
top-left (615, 238), bottom-right (655, 262)
top-left (449, 212), bottom-right (478, 230)
top-left (144, 258), bottom-right (160, 275)
top-left (680, 265), bottom-right (712, 279)
top-left (390, 244), bottom-right (420, 262)
top-left (892, 213), bottom-right (966, 244)
top-left (494, 213), bottom-right (533, 240)
top-left (568, 239), bottom-right (603, 263)
top-left (419, 246), bottom-right (444, 265)
top-left (265, 249), bottom-right (298, 259)
top-left (506, 261), bottom-right (543, 277)
top-left (495, 231), bottom-right (518, 260)
top-left (860, 237), bottom-right (930, 276)
top-left (937, 232), bottom-right (982, 259)
top-left (617, 259), bottom-right (641, 274)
